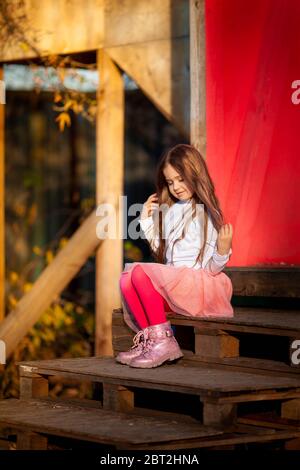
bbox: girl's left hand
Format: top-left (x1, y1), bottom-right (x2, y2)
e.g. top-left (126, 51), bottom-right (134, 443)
top-left (217, 223), bottom-right (233, 256)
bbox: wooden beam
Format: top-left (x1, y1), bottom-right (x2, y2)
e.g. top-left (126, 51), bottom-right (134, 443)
top-left (107, 38), bottom-right (189, 137)
top-left (0, 66), bottom-right (4, 322)
top-left (104, 0), bottom-right (188, 48)
top-left (0, 0), bottom-right (188, 62)
top-left (190, 0), bottom-right (206, 156)
top-left (0, 209), bottom-right (102, 357)
top-left (0, 0), bottom-right (105, 62)
top-left (96, 50), bottom-right (124, 356)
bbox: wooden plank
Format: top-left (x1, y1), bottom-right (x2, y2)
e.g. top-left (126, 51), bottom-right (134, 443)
top-left (0, 0), bottom-right (105, 62)
top-left (0, 399), bottom-right (223, 447)
top-left (115, 307), bottom-right (300, 336)
top-left (182, 354), bottom-right (300, 377)
top-left (103, 383), bottom-right (134, 412)
top-left (282, 399), bottom-right (300, 420)
top-left (168, 308), bottom-right (300, 336)
top-left (104, 0), bottom-right (188, 48)
top-left (95, 49), bottom-right (124, 356)
top-left (0, 0), bottom-right (189, 62)
top-left (195, 331), bottom-right (239, 358)
top-left (225, 267), bottom-right (300, 297)
top-left (215, 389), bottom-right (300, 404)
top-left (0, 209), bottom-right (102, 358)
top-left (0, 66), bottom-right (4, 322)
top-left (107, 38), bottom-right (189, 136)
top-left (203, 402), bottom-right (236, 426)
top-left (20, 376), bottom-right (49, 399)
top-left (18, 357), bottom-right (300, 398)
top-left (238, 413), bottom-right (300, 431)
top-left (128, 428), bottom-right (300, 450)
top-left (17, 431), bottom-right (48, 450)
top-left (190, 0), bottom-right (206, 155)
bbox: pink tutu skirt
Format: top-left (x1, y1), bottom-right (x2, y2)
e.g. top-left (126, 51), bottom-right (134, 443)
top-left (121, 262), bottom-right (234, 331)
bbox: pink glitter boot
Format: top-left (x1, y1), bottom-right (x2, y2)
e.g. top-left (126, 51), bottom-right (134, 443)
top-left (129, 321), bottom-right (183, 368)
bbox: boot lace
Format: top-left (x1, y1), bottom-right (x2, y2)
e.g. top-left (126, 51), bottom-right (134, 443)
top-left (131, 328), bottom-right (149, 350)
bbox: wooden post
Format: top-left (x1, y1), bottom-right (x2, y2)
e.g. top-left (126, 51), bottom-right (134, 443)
top-left (190, 0), bottom-right (206, 156)
top-left (103, 383), bottom-right (134, 413)
top-left (96, 49), bottom-right (124, 356)
top-left (203, 402), bottom-right (237, 427)
top-left (194, 328), bottom-right (240, 358)
top-left (0, 66), bottom-right (4, 322)
top-left (17, 431), bottom-right (48, 450)
top-left (20, 376), bottom-right (49, 399)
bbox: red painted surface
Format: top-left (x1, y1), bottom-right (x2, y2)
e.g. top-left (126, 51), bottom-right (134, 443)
top-left (205, 0), bottom-right (300, 266)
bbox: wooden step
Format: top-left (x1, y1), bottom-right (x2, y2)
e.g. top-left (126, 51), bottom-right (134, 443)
top-left (0, 398), bottom-right (222, 450)
top-left (112, 307), bottom-right (300, 373)
top-left (1, 398), bottom-right (300, 450)
top-left (18, 356), bottom-right (300, 428)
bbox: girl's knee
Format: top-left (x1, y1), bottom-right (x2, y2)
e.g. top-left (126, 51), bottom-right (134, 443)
top-left (131, 264), bottom-right (144, 286)
top-left (120, 272), bottom-right (130, 292)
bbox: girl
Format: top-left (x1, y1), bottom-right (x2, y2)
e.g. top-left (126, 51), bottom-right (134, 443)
top-left (116, 144), bottom-right (233, 369)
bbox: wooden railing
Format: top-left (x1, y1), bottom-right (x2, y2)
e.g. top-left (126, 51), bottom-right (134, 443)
top-left (0, 209), bottom-right (102, 358)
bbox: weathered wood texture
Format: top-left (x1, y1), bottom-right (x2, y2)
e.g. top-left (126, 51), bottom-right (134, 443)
top-left (224, 267), bottom-right (300, 297)
top-left (20, 376), bottom-right (49, 399)
top-left (16, 431), bottom-right (48, 450)
top-left (95, 50), bottom-right (124, 356)
top-left (18, 357), bottom-right (300, 400)
top-left (0, 399), bottom-right (222, 449)
top-left (168, 308), bottom-right (300, 336)
top-left (0, 0), bottom-right (188, 62)
top-left (102, 383), bottom-right (134, 412)
top-left (0, 0), bottom-right (104, 62)
top-left (190, 0), bottom-right (206, 155)
top-left (0, 66), bottom-right (4, 321)
top-left (0, 209), bottom-right (102, 357)
top-left (112, 307), bottom-right (300, 373)
top-left (107, 38), bottom-right (189, 136)
top-left (1, 398), bottom-right (300, 450)
top-left (103, 0), bottom-right (188, 48)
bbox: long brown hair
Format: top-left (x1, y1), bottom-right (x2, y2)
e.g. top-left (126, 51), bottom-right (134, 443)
top-left (151, 144), bottom-right (224, 266)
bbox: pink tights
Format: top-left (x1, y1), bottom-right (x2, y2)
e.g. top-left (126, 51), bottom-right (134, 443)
top-left (120, 264), bottom-right (173, 329)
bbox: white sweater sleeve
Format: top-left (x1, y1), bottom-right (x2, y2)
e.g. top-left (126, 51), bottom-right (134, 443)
top-left (203, 246), bottom-right (232, 276)
top-left (139, 216), bottom-right (160, 253)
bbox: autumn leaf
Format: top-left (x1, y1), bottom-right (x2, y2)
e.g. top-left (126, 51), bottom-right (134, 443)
top-left (33, 246), bottom-right (42, 255)
top-left (23, 283), bottom-right (33, 293)
top-left (54, 93), bottom-right (62, 103)
top-left (46, 250), bottom-right (54, 264)
top-left (55, 112), bottom-right (71, 132)
top-left (9, 272), bottom-right (19, 284)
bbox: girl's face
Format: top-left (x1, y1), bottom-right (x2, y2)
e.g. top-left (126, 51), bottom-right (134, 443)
top-left (163, 164), bottom-right (193, 201)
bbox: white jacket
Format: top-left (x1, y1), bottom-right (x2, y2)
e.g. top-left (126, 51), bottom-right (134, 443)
top-left (139, 199), bottom-right (232, 276)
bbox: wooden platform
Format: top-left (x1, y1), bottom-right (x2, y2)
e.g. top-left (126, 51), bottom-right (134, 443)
top-left (112, 307), bottom-right (300, 375)
top-left (0, 355), bottom-right (296, 449)
top-left (17, 356), bottom-right (300, 430)
top-left (18, 356), bottom-right (300, 398)
top-left (0, 398), bottom-right (221, 450)
top-left (1, 398), bottom-right (300, 450)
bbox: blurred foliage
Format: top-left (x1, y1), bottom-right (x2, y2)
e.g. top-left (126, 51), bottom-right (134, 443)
top-left (1, 238), bottom-right (95, 400)
top-left (124, 241), bottom-right (143, 263)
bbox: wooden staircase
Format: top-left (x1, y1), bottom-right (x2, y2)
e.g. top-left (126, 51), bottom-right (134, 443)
top-left (0, 303), bottom-right (300, 450)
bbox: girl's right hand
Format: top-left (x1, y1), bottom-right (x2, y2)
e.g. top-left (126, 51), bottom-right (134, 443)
top-left (141, 193), bottom-right (159, 220)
